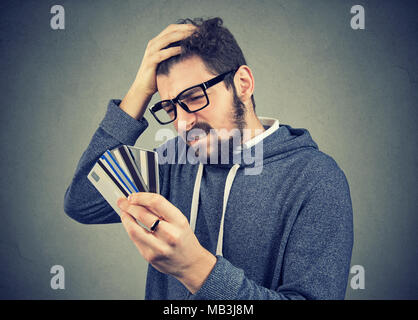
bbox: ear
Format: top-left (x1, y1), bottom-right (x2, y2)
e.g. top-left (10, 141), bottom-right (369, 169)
top-left (233, 65), bottom-right (254, 104)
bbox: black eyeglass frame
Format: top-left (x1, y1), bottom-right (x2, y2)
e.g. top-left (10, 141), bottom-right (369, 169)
top-left (149, 68), bottom-right (238, 125)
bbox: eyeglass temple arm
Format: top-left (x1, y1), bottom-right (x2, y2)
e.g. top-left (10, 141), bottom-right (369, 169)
top-left (203, 68), bottom-right (238, 90)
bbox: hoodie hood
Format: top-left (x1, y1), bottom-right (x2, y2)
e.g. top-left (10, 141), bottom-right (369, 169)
top-left (188, 117), bottom-right (319, 256)
top-left (237, 116), bottom-right (319, 168)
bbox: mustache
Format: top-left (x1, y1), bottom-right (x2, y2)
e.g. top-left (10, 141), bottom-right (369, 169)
top-left (186, 122), bottom-right (213, 140)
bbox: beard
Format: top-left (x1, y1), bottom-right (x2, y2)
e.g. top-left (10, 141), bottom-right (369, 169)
top-left (186, 89), bottom-right (247, 164)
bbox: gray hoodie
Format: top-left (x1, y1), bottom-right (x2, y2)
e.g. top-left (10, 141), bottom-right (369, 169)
top-left (64, 99), bottom-right (354, 300)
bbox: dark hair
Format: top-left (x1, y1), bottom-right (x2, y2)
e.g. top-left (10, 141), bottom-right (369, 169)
top-left (156, 17), bottom-right (255, 110)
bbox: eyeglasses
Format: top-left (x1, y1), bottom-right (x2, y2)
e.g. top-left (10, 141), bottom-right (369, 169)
top-left (149, 69), bottom-right (237, 125)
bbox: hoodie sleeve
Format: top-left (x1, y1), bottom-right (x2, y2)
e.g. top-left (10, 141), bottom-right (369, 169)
top-left (188, 166), bottom-right (354, 300)
top-left (63, 99), bottom-right (149, 224)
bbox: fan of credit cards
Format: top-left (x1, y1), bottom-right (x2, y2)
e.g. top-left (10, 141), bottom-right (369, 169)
top-left (88, 145), bottom-right (159, 221)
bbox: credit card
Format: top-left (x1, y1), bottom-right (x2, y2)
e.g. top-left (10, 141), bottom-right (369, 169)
top-left (125, 146), bottom-right (159, 194)
top-left (99, 153), bottom-right (136, 195)
top-left (88, 145), bottom-right (160, 230)
top-left (88, 161), bottom-right (127, 216)
top-left (114, 146), bottom-right (149, 193)
top-left (88, 161), bottom-right (151, 231)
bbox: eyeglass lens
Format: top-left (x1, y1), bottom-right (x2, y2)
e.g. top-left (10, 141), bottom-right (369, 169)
top-left (153, 86), bottom-right (208, 123)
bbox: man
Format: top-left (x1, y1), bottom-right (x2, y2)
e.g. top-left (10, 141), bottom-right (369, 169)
top-left (64, 17), bottom-right (354, 299)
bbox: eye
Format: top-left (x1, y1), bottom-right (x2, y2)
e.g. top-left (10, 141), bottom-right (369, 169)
top-left (191, 95), bottom-right (205, 101)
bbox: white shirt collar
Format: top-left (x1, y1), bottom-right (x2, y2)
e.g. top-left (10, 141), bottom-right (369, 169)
top-left (233, 117), bottom-right (280, 153)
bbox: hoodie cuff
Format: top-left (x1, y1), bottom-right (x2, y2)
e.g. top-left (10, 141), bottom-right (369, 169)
top-left (99, 99), bottom-right (149, 146)
top-left (187, 255), bottom-right (245, 300)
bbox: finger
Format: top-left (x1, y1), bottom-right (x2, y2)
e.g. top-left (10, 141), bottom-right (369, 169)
top-left (120, 210), bottom-right (170, 262)
top-left (119, 198), bottom-right (186, 248)
top-left (121, 211), bottom-right (167, 261)
top-left (120, 210), bottom-right (150, 256)
top-left (118, 197), bottom-right (161, 231)
top-left (121, 205), bottom-right (183, 252)
top-left (156, 23), bottom-right (196, 38)
top-left (150, 27), bottom-right (195, 54)
top-left (127, 193), bottom-right (187, 225)
top-left (153, 46), bottom-right (182, 64)
top-left (157, 28), bottom-right (195, 51)
top-left (148, 220), bottom-right (183, 248)
top-left (120, 209), bottom-right (165, 249)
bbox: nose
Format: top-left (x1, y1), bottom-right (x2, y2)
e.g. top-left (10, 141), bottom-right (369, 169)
top-left (175, 103), bottom-right (196, 131)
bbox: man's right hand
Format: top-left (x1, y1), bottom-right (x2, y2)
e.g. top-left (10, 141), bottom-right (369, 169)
top-left (120, 24), bottom-right (196, 120)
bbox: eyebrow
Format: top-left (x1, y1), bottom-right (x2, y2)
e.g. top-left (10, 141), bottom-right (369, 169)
top-left (162, 86), bottom-right (197, 102)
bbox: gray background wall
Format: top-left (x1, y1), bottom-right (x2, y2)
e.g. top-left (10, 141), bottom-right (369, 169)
top-left (0, 0), bottom-right (417, 299)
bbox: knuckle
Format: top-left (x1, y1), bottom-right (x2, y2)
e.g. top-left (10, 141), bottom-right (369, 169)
top-left (127, 226), bottom-right (137, 239)
top-left (157, 247), bottom-right (168, 258)
top-left (145, 251), bottom-right (155, 263)
top-left (150, 55), bottom-right (160, 65)
top-left (125, 204), bottom-right (134, 214)
top-left (154, 51), bottom-right (163, 61)
top-left (178, 217), bottom-right (189, 229)
top-left (146, 40), bottom-right (155, 50)
top-left (167, 232), bottom-right (180, 247)
top-left (149, 195), bottom-right (160, 207)
top-left (128, 192), bottom-right (141, 204)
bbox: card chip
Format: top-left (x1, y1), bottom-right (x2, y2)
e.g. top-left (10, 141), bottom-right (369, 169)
top-left (91, 171), bottom-right (100, 182)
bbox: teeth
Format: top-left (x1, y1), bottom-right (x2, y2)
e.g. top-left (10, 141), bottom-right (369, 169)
top-left (190, 134), bottom-right (203, 140)
top-left (188, 132), bottom-right (207, 142)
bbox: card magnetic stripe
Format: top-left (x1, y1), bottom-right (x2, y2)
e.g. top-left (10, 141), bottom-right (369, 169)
top-left (118, 147), bottom-right (148, 192)
top-left (97, 160), bottom-right (129, 197)
top-left (101, 153), bottom-right (137, 194)
top-left (146, 150), bottom-right (157, 193)
top-left (105, 150), bottom-right (139, 193)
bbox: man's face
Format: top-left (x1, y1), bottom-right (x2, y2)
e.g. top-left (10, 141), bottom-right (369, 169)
top-left (156, 55), bottom-right (246, 161)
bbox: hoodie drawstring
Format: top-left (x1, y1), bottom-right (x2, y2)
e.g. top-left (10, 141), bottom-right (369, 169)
top-left (189, 162), bottom-right (240, 257)
top-left (189, 162), bottom-right (203, 233)
top-left (216, 163), bottom-right (240, 256)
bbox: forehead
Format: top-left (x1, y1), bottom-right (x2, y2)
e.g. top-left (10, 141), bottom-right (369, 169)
top-left (156, 56), bottom-right (215, 100)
